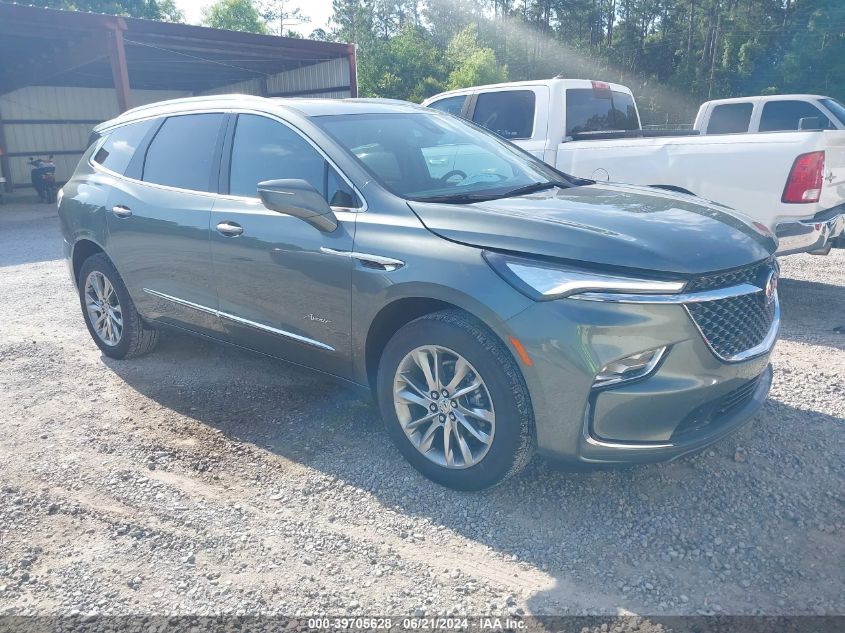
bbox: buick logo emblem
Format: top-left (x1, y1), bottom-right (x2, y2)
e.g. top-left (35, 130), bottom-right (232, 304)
top-left (764, 269), bottom-right (778, 305)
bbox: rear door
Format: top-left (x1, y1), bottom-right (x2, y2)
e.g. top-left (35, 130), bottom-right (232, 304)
top-left (209, 113), bottom-right (359, 376)
top-left (467, 87), bottom-right (549, 158)
top-left (105, 112), bottom-right (226, 336)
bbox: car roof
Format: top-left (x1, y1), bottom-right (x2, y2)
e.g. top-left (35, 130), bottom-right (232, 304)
top-left (95, 95), bottom-right (430, 132)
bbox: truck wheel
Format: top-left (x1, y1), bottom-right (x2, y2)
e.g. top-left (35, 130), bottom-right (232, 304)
top-left (377, 309), bottom-right (535, 490)
top-left (78, 253), bottom-right (159, 359)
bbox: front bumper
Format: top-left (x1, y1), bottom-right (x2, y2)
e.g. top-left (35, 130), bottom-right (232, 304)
top-left (775, 208), bottom-right (845, 255)
top-left (505, 286), bottom-right (776, 465)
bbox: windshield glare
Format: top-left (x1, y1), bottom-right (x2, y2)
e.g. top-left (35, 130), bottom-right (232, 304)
top-left (313, 112), bottom-right (565, 201)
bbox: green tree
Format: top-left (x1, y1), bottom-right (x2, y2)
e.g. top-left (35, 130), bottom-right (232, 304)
top-left (444, 25), bottom-right (508, 90)
top-left (202, 0), bottom-right (268, 34)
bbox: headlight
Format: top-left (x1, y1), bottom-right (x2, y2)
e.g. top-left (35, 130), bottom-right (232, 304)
top-left (483, 252), bottom-right (685, 300)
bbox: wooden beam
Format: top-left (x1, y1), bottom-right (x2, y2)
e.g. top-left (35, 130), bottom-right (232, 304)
top-left (0, 33), bottom-right (110, 96)
top-left (0, 110), bottom-right (13, 192)
top-left (107, 28), bottom-right (132, 113)
top-left (348, 45), bottom-right (358, 98)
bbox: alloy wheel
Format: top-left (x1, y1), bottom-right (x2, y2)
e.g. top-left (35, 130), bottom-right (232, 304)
top-left (84, 271), bottom-right (123, 346)
top-left (393, 345), bottom-right (495, 469)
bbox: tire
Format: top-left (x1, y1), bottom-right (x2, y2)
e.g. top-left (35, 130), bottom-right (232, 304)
top-left (77, 253), bottom-right (159, 359)
top-left (377, 309), bottom-right (535, 490)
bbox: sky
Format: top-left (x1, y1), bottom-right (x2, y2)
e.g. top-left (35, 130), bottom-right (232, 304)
top-left (173, 0), bottom-right (335, 36)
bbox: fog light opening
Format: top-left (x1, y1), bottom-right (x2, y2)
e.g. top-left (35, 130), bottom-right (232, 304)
top-left (593, 347), bottom-right (667, 388)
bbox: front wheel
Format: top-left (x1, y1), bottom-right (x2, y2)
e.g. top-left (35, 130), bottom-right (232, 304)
top-left (78, 253), bottom-right (159, 359)
top-left (377, 310), bottom-right (535, 490)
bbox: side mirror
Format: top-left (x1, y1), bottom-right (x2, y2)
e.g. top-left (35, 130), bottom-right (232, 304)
top-left (257, 179), bottom-right (338, 232)
top-left (798, 117), bottom-right (823, 131)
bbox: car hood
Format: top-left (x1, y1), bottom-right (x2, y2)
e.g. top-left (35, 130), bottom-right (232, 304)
top-left (407, 182), bottom-right (776, 276)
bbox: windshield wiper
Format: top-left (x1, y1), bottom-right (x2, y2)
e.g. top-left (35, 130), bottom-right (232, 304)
top-left (410, 180), bottom-right (572, 205)
top-left (495, 180), bottom-right (571, 198)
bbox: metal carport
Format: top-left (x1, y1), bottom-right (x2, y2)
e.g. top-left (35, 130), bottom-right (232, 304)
top-left (0, 3), bottom-right (357, 193)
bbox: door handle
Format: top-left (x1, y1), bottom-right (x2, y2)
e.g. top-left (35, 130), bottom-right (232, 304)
top-left (111, 205), bottom-right (132, 218)
top-left (216, 221), bottom-right (244, 237)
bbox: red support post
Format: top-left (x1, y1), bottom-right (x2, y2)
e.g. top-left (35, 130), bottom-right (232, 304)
top-left (107, 26), bottom-right (131, 113)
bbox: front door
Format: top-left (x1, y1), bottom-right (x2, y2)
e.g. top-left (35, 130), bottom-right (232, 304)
top-left (105, 113), bottom-right (227, 337)
top-left (210, 113), bottom-right (361, 376)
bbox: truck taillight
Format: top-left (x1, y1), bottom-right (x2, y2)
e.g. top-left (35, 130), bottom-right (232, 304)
top-left (591, 80), bottom-right (611, 91)
top-left (782, 151), bottom-right (825, 203)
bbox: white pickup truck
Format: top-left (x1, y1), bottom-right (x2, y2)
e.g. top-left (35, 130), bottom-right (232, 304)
top-left (422, 79), bottom-right (845, 256)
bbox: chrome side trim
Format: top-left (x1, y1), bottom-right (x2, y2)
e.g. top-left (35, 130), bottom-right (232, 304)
top-left (142, 288), bottom-right (217, 315)
top-left (684, 294), bottom-right (780, 363)
top-left (571, 282), bottom-right (762, 304)
top-left (142, 288), bottom-right (335, 352)
top-left (319, 247), bottom-right (405, 271)
top-left (221, 312), bottom-right (335, 351)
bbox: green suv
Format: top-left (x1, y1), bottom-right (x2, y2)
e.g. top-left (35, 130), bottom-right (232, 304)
top-left (59, 96), bottom-right (779, 490)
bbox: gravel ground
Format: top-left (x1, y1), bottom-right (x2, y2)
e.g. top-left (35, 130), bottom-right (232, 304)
top-left (0, 202), bottom-right (843, 622)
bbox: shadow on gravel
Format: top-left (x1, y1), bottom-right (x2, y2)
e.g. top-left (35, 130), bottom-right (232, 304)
top-left (777, 278), bottom-right (845, 347)
top-left (102, 330), bottom-right (844, 615)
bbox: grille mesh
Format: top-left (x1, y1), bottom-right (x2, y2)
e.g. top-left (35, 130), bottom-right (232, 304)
top-left (685, 260), bottom-right (777, 360)
top-left (686, 258), bottom-right (774, 293)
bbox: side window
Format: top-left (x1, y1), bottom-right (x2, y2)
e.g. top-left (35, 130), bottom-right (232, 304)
top-left (471, 90), bottom-right (536, 140)
top-left (93, 119), bottom-right (156, 175)
top-left (707, 103), bottom-right (753, 134)
top-left (759, 101), bottom-right (831, 132)
top-left (428, 96), bottom-right (467, 116)
top-left (143, 114), bottom-right (224, 191)
top-left (229, 114), bottom-right (358, 207)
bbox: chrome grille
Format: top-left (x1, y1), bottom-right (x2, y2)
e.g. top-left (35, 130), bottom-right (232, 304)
top-left (685, 261), bottom-right (778, 361)
top-left (685, 257), bottom-right (774, 293)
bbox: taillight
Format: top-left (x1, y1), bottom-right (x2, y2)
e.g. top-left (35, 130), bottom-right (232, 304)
top-left (591, 80), bottom-right (611, 91)
top-left (782, 151), bottom-right (825, 203)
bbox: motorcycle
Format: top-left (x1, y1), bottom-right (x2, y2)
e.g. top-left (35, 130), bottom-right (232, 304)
top-left (28, 156), bottom-right (57, 203)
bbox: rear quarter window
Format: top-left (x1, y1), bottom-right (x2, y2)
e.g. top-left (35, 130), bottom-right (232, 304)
top-left (93, 119), bottom-right (156, 175)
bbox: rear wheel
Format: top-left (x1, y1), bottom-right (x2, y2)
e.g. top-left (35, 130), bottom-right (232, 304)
top-left (78, 253), bottom-right (159, 359)
top-left (377, 309), bottom-right (535, 490)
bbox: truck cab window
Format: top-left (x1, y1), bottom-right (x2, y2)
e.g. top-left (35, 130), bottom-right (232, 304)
top-left (707, 103), bottom-right (753, 134)
top-left (471, 90), bottom-right (536, 140)
top-left (428, 96), bottom-right (467, 116)
top-left (759, 101), bottom-right (832, 132)
top-left (566, 89), bottom-right (639, 137)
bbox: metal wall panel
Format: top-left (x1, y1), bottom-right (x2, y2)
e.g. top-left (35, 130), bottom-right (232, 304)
top-left (266, 58), bottom-right (349, 95)
top-left (201, 58), bottom-right (351, 98)
top-left (201, 78), bottom-right (264, 96)
top-left (0, 86), bottom-right (189, 186)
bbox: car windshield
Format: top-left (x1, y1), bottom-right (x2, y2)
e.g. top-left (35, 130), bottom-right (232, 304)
top-left (820, 98), bottom-right (845, 127)
top-left (313, 111), bottom-right (572, 202)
